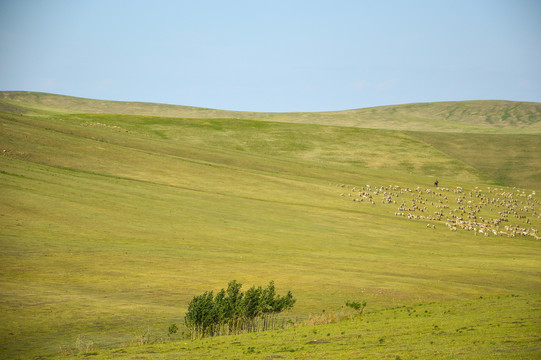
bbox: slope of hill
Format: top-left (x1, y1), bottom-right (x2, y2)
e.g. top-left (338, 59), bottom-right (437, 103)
top-left (2, 91), bottom-right (540, 189)
top-left (0, 93), bottom-right (540, 358)
top-left (1, 91), bottom-right (540, 133)
top-left (410, 131), bottom-right (541, 190)
top-left (49, 294), bottom-right (540, 360)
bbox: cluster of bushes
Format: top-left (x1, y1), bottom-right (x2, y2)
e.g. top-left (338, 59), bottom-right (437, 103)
top-left (184, 280), bottom-right (296, 338)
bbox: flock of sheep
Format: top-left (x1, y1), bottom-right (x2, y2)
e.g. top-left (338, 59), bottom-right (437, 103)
top-left (338, 183), bottom-right (540, 241)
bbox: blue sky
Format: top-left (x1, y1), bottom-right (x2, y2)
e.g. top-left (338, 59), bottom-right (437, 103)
top-left (1, 0), bottom-right (540, 112)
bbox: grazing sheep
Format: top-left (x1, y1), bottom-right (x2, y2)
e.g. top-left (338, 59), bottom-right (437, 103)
top-left (337, 183), bottom-right (539, 240)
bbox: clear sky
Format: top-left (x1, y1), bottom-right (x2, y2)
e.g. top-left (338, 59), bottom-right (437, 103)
top-left (1, 0), bottom-right (540, 112)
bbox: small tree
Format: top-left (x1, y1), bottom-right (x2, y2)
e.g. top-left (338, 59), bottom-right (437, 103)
top-left (168, 323), bottom-right (178, 337)
top-left (346, 300), bottom-right (367, 320)
top-left (243, 285), bottom-right (263, 332)
top-left (212, 289), bottom-right (227, 336)
top-left (261, 281), bottom-right (277, 330)
top-left (184, 291), bottom-right (215, 338)
top-left (225, 280), bottom-right (244, 334)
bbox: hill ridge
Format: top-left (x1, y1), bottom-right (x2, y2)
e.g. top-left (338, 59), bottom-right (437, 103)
top-left (1, 91), bottom-right (540, 133)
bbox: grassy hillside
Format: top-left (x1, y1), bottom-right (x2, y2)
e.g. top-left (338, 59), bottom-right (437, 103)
top-left (0, 93), bottom-right (540, 358)
top-left (2, 91), bottom-right (540, 189)
top-left (2, 91), bottom-right (540, 133)
top-left (410, 131), bottom-right (541, 190)
top-left (50, 294), bottom-right (541, 359)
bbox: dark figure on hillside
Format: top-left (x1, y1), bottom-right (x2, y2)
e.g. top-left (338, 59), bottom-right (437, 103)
top-left (434, 179), bottom-right (439, 187)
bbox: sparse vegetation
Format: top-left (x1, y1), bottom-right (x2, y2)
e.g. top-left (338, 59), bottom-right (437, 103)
top-left (75, 334), bottom-right (94, 354)
top-left (346, 300), bottom-right (367, 320)
top-left (167, 323), bottom-right (178, 337)
top-left (48, 294), bottom-right (541, 359)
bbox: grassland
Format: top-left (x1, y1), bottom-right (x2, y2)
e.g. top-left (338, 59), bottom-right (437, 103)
top-left (51, 294), bottom-right (541, 359)
top-left (2, 91), bottom-right (541, 133)
top-left (0, 92), bottom-right (540, 359)
top-left (409, 131), bottom-right (541, 190)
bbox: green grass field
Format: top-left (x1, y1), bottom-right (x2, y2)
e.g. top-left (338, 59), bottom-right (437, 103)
top-left (49, 294), bottom-right (541, 359)
top-left (0, 92), bottom-right (540, 359)
top-left (2, 91), bottom-right (541, 133)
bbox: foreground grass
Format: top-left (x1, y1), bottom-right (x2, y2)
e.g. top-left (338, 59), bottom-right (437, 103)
top-left (52, 294), bottom-right (540, 359)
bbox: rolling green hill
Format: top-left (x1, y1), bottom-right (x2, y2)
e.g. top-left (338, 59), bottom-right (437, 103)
top-left (2, 91), bottom-right (540, 189)
top-left (2, 91), bottom-right (541, 133)
top-left (0, 92), bottom-right (540, 358)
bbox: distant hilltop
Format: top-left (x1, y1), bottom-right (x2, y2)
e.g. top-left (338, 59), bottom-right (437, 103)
top-left (1, 91), bottom-right (540, 133)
